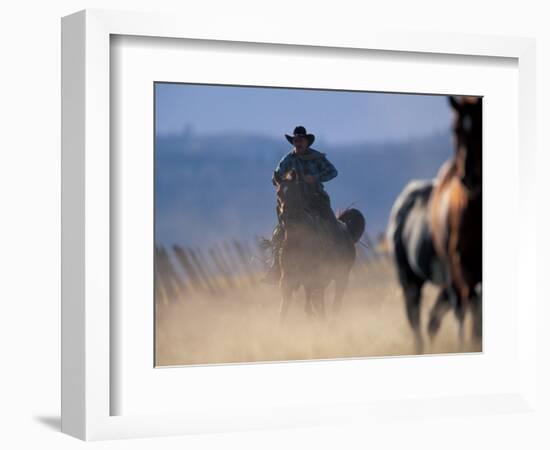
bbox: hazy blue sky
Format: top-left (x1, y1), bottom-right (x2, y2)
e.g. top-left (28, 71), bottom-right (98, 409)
top-left (154, 83), bottom-right (457, 248)
top-left (155, 83), bottom-right (452, 144)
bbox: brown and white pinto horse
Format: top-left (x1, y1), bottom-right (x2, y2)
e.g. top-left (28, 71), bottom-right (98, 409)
top-left (387, 96), bottom-right (482, 353)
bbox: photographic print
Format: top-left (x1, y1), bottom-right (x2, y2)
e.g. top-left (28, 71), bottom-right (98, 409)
top-left (154, 83), bottom-right (482, 366)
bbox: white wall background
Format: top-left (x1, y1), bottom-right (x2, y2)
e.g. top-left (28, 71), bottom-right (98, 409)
top-left (0, 1), bottom-right (548, 448)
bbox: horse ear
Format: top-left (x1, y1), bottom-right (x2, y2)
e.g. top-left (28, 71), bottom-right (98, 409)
top-left (449, 95), bottom-right (461, 112)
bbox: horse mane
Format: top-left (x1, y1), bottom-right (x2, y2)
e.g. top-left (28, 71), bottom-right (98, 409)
top-left (337, 207), bottom-right (365, 243)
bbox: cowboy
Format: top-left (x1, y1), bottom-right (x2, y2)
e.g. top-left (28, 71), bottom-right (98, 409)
top-left (262, 125), bottom-right (339, 284)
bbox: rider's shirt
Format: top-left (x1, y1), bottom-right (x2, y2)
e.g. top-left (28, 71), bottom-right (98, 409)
top-left (275, 147), bottom-right (338, 187)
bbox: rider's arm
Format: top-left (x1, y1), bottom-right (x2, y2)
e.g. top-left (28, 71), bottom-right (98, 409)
top-left (315, 155), bottom-right (338, 182)
top-left (274, 154), bottom-right (292, 179)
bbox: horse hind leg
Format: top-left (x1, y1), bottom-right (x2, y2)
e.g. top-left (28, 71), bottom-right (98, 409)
top-left (395, 250), bottom-right (425, 353)
top-left (403, 281), bottom-right (425, 354)
top-left (427, 288), bottom-right (451, 341)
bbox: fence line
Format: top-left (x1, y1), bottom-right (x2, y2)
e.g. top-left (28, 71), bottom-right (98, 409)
top-left (156, 235), bottom-right (388, 303)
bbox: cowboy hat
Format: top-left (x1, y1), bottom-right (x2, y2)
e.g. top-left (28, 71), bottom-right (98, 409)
top-left (285, 125), bottom-right (315, 146)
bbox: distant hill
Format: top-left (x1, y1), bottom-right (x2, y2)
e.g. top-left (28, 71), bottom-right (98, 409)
top-left (155, 130), bottom-right (453, 248)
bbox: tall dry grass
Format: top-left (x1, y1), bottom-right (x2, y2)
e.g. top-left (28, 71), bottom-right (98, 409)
top-left (155, 259), bottom-right (481, 367)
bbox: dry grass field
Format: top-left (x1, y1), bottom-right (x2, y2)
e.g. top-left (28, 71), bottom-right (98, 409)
top-left (155, 259), bottom-right (481, 367)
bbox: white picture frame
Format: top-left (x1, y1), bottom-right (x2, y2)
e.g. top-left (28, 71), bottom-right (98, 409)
top-left (61, 9), bottom-right (538, 441)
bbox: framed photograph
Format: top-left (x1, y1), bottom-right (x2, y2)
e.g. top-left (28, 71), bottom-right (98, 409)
top-left (61, 9), bottom-right (537, 441)
top-left (153, 83), bottom-right (483, 367)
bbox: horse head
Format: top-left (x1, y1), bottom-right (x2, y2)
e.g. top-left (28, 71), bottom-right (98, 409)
top-left (449, 96), bottom-right (482, 195)
top-left (273, 169), bottom-right (309, 228)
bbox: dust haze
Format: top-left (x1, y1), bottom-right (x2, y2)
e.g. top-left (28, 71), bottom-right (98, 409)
top-left (155, 258), bottom-right (481, 367)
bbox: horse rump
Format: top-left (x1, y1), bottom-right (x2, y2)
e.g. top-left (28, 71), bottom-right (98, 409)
top-left (387, 179), bottom-right (433, 257)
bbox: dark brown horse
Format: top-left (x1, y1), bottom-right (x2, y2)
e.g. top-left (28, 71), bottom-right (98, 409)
top-left (429, 96), bottom-right (482, 342)
top-left (388, 96), bottom-right (482, 352)
top-left (273, 170), bottom-right (365, 322)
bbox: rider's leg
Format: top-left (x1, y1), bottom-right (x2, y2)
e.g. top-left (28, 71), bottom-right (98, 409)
top-left (315, 189), bottom-right (343, 243)
top-left (261, 223), bottom-right (284, 284)
top-left (317, 189), bottom-right (337, 221)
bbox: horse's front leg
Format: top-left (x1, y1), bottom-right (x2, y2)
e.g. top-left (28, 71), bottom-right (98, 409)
top-left (303, 285), bottom-right (316, 318)
top-left (447, 230), bottom-right (473, 349)
top-left (470, 284), bottom-right (482, 343)
top-left (310, 287), bottom-right (326, 322)
top-left (332, 273), bottom-right (349, 316)
top-left (442, 264), bottom-right (466, 349)
top-left (279, 277), bottom-right (294, 324)
top-left (452, 285), bottom-right (466, 351)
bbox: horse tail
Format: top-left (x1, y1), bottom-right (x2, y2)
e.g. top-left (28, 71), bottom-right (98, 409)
top-left (337, 208), bottom-right (365, 244)
top-left (386, 179), bottom-right (433, 257)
